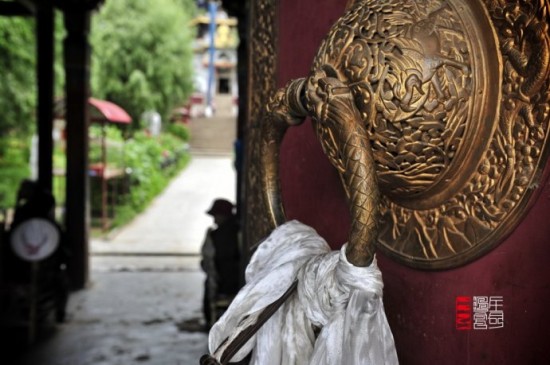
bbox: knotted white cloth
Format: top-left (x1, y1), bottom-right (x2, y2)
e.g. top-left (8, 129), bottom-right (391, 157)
top-left (208, 220), bottom-right (399, 364)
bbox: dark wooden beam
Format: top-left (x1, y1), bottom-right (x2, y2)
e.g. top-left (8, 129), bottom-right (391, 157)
top-left (222, 0), bottom-right (249, 220)
top-left (53, 0), bottom-right (103, 12)
top-left (36, 3), bottom-right (55, 193)
top-left (63, 8), bottom-right (91, 290)
top-left (0, 1), bottom-right (33, 16)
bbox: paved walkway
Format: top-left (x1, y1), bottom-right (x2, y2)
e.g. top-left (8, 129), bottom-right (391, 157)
top-left (21, 258), bottom-right (208, 365)
top-left (92, 93), bottom-right (237, 255)
top-left (91, 156), bottom-right (236, 255)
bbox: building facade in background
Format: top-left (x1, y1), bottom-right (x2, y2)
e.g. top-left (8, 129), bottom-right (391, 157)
top-left (191, 9), bottom-right (238, 103)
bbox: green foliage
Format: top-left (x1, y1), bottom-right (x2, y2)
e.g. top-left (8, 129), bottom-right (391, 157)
top-left (0, 3), bottom-right (195, 225)
top-left (52, 128), bottom-right (191, 228)
top-left (89, 124), bottom-right (125, 142)
top-left (0, 13), bottom-right (64, 208)
top-left (177, 0), bottom-right (198, 15)
top-left (0, 137), bottom-right (30, 208)
top-left (54, 10), bottom-right (66, 97)
top-left (0, 12), bottom-right (64, 137)
top-left (0, 17), bottom-right (36, 137)
top-left (89, 125), bottom-right (126, 168)
top-left (113, 131), bottom-right (190, 227)
top-left (166, 122), bottom-right (190, 142)
top-left (91, 0), bottom-right (196, 126)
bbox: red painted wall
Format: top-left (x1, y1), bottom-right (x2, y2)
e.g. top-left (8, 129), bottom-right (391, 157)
top-left (277, 1), bottom-right (550, 364)
top-left (278, 0), bottom-right (351, 247)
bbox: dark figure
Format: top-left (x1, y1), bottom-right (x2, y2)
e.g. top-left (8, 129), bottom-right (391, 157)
top-left (201, 199), bottom-right (240, 326)
top-left (12, 180), bottom-right (56, 226)
top-left (5, 180), bottom-right (57, 283)
top-left (3, 180), bottom-right (69, 322)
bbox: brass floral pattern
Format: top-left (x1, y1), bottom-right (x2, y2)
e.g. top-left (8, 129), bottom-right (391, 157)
top-left (377, 0), bottom-right (550, 268)
top-left (314, 1), bottom-right (477, 201)
top-left (247, 0), bottom-right (550, 269)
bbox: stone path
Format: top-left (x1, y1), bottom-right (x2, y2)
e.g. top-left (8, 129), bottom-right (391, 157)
top-left (91, 156), bottom-right (236, 255)
top-left (20, 257), bottom-right (208, 365)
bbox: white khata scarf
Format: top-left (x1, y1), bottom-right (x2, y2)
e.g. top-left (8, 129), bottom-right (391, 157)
top-left (208, 220), bottom-right (399, 365)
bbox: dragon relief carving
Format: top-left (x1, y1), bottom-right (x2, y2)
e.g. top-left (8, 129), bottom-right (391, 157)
top-left (313, 0), bottom-right (475, 200)
top-left (374, 0), bottom-right (550, 266)
top-left (308, 0), bottom-right (510, 267)
top-left (249, 0), bottom-right (550, 269)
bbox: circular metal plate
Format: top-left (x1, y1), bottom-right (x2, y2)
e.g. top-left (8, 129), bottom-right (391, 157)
top-left (309, 0), bottom-right (550, 269)
top-left (11, 218), bottom-right (60, 262)
top-left (370, 0), bottom-right (550, 269)
top-left (256, 0), bottom-right (550, 270)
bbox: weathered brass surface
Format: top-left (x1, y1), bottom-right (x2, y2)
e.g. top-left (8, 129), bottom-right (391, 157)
top-left (246, 0), bottom-right (550, 269)
top-left (256, 75), bottom-right (382, 266)
top-left (306, 76), bottom-right (381, 266)
top-left (244, 0), bottom-right (280, 249)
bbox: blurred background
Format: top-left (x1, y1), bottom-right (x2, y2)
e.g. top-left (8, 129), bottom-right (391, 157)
top-left (0, 1), bottom-right (247, 363)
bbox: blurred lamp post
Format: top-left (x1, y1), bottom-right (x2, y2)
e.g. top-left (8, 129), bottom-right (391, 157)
top-left (205, 1), bottom-right (218, 117)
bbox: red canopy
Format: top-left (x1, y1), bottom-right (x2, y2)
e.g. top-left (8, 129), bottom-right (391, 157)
top-left (89, 98), bottom-right (132, 124)
top-left (54, 97), bottom-right (132, 124)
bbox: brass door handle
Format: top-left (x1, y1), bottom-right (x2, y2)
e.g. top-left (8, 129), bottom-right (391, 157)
top-left (259, 75), bottom-right (381, 267)
top-left (255, 0), bottom-right (550, 269)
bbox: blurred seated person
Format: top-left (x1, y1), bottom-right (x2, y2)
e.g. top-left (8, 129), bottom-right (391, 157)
top-left (201, 199), bottom-right (240, 325)
top-left (4, 180), bottom-right (62, 284)
top-left (12, 179), bottom-right (56, 227)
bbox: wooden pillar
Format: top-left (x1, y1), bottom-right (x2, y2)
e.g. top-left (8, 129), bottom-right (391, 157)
top-left (63, 8), bottom-right (91, 289)
top-left (220, 0), bottom-right (249, 222)
top-left (36, 3), bottom-right (55, 192)
top-left (235, 4), bottom-right (249, 221)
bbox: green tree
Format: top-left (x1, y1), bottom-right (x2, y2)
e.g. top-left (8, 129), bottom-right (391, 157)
top-left (91, 0), bottom-right (196, 126)
top-left (0, 17), bottom-right (36, 138)
top-left (0, 17), bottom-right (35, 207)
top-left (0, 13), bottom-right (67, 207)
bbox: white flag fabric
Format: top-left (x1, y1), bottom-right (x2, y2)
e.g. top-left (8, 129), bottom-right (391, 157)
top-left (208, 220), bottom-right (399, 364)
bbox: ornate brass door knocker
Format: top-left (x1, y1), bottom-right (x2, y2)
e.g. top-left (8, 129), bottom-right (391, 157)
top-left (258, 0), bottom-right (550, 269)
